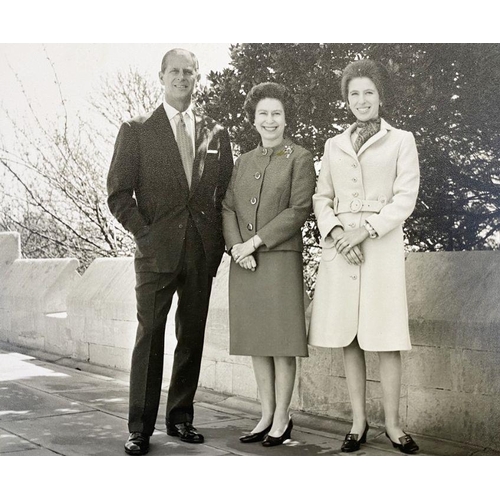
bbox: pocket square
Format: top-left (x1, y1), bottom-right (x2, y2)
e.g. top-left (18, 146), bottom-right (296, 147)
top-left (207, 149), bottom-right (218, 154)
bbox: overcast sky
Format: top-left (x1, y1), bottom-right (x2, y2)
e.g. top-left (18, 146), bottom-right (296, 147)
top-left (0, 43), bottom-right (232, 122)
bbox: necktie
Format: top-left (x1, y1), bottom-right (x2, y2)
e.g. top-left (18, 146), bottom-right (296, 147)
top-left (353, 118), bottom-right (381, 153)
top-left (176, 112), bottom-right (194, 187)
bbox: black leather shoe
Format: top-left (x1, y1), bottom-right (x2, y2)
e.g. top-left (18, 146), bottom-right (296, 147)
top-left (341, 422), bottom-right (369, 452)
top-left (262, 419), bottom-right (293, 447)
top-left (167, 422), bottom-right (204, 444)
top-left (124, 432), bottom-right (150, 456)
top-left (239, 423), bottom-right (272, 443)
top-left (385, 432), bottom-right (419, 454)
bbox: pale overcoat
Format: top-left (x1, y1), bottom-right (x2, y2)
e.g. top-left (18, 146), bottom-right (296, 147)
top-left (308, 119), bottom-right (420, 351)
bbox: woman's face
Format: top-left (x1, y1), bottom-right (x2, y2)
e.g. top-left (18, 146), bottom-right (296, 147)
top-left (347, 77), bottom-right (380, 122)
top-left (254, 98), bottom-right (286, 147)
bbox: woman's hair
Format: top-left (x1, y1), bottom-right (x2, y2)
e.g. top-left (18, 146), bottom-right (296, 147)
top-left (341, 59), bottom-right (392, 114)
top-left (243, 82), bottom-right (294, 123)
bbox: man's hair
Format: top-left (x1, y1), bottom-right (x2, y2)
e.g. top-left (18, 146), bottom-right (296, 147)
top-left (160, 48), bottom-right (199, 73)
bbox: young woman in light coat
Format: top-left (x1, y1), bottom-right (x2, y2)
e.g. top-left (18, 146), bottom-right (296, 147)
top-left (308, 59), bottom-right (420, 454)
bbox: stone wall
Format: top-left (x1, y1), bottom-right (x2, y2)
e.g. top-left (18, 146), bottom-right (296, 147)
top-left (0, 231), bottom-right (499, 450)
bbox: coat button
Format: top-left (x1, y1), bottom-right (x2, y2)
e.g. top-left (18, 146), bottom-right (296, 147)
top-left (179, 224), bottom-right (183, 229)
top-left (250, 197), bottom-right (257, 205)
top-left (353, 192), bottom-right (359, 197)
top-left (352, 178), bottom-right (358, 183)
top-left (247, 223), bottom-right (253, 231)
top-left (352, 163), bottom-right (357, 168)
top-left (350, 275), bottom-right (358, 280)
top-left (349, 222), bottom-right (356, 228)
top-left (255, 172), bottom-right (261, 179)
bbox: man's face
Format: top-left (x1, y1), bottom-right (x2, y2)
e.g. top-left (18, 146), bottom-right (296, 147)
top-left (159, 51), bottom-right (200, 105)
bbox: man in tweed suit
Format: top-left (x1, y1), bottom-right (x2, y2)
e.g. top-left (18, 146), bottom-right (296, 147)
top-left (107, 48), bottom-right (234, 455)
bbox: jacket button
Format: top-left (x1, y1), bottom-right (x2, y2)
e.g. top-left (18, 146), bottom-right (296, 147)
top-left (349, 222), bottom-right (356, 228)
top-left (353, 192), bottom-right (359, 198)
top-left (250, 197), bottom-right (257, 205)
top-left (350, 275), bottom-right (357, 280)
top-left (255, 172), bottom-right (261, 179)
top-left (352, 178), bottom-right (358, 183)
top-left (179, 224), bottom-right (183, 229)
top-left (247, 223), bottom-right (253, 231)
top-left (352, 163), bottom-right (357, 168)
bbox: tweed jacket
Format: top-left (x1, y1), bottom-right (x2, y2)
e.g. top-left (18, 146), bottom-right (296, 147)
top-left (222, 139), bottom-right (316, 253)
top-left (107, 105), bottom-right (234, 276)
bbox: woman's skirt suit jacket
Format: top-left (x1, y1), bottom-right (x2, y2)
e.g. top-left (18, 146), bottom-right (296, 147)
top-left (222, 139), bottom-right (316, 356)
top-left (308, 119), bottom-right (420, 351)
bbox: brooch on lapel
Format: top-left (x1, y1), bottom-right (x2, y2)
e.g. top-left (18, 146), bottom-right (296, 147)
top-left (276, 145), bottom-right (294, 158)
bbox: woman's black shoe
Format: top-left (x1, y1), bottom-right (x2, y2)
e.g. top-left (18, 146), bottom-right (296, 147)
top-left (341, 422), bottom-right (369, 452)
top-left (385, 432), bottom-right (419, 454)
top-left (262, 419), bottom-right (293, 447)
top-left (239, 423), bottom-right (272, 443)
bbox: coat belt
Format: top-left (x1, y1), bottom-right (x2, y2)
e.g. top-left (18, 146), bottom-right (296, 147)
top-left (334, 197), bottom-right (385, 214)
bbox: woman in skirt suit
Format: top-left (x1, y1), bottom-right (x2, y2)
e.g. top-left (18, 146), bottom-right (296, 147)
top-left (308, 60), bottom-right (420, 454)
top-left (222, 82), bottom-right (316, 447)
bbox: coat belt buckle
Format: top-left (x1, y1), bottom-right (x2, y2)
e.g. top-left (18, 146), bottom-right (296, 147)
top-left (349, 199), bottom-right (363, 213)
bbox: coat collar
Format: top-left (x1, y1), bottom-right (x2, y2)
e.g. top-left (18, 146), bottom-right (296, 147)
top-left (335, 118), bottom-right (393, 159)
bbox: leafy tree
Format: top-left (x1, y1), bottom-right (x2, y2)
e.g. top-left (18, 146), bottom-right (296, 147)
top-left (367, 43), bottom-right (500, 251)
top-left (198, 43), bottom-right (499, 294)
top-left (200, 44), bottom-right (499, 245)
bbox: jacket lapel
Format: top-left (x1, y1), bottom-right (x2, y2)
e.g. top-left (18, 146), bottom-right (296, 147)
top-left (336, 123), bottom-right (358, 160)
top-left (357, 119), bottom-right (392, 156)
top-left (148, 105), bottom-right (190, 192)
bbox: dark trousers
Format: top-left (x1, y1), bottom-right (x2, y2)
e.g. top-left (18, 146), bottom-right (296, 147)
top-left (128, 222), bottom-right (213, 435)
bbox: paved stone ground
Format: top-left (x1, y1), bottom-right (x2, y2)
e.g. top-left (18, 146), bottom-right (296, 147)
top-left (0, 348), bottom-right (494, 457)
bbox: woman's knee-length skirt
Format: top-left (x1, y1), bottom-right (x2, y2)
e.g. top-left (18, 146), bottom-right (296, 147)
top-left (228, 251), bottom-right (308, 357)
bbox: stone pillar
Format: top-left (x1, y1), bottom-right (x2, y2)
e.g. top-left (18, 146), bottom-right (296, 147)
top-left (0, 232), bottom-right (21, 270)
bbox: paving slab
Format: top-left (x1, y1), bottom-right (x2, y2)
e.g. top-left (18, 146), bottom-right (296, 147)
top-left (148, 432), bottom-right (235, 456)
top-left (0, 352), bottom-right (70, 383)
top-left (0, 381), bottom-right (93, 421)
top-left (0, 447), bottom-right (60, 456)
top-left (53, 386), bottom-right (130, 420)
top-left (0, 428), bottom-right (42, 454)
top-left (0, 410), bottom-right (128, 456)
top-left (12, 363), bottom-right (125, 395)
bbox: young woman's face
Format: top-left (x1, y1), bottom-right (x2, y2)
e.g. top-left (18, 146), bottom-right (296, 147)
top-left (254, 98), bottom-right (286, 147)
top-left (348, 77), bottom-right (380, 122)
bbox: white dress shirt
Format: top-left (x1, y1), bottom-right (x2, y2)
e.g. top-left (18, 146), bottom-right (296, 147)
top-left (163, 99), bottom-right (196, 153)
